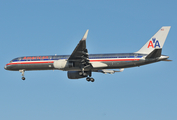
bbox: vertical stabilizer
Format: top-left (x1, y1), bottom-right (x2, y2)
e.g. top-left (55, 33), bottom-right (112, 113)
top-left (136, 26), bottom-right (171, 54)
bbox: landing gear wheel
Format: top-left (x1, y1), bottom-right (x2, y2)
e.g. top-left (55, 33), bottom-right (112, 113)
top-left (22, 77), bottom-right (25, 80)
top-left (90, 78), bottom-right (95, 82)
top-left (86, 77), bottom-right (90, 82)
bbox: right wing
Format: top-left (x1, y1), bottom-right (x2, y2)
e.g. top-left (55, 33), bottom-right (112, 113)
top-left (97, 68), bottom-right (124, 74)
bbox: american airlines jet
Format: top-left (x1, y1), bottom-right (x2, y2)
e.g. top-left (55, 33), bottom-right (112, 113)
top-left (4, 26), bottom-right (171, 82)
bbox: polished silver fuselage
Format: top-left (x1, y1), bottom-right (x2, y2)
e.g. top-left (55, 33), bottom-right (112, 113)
top-left (4, 53), bottom-right (169, 71)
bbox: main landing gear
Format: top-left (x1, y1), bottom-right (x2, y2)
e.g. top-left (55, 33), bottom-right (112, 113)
top-left (79, 69), bottom-right (95, 82)
top-left (86, 77), bottom-right (95, 82)
top-left (19, 69), bottom-right (25, 80)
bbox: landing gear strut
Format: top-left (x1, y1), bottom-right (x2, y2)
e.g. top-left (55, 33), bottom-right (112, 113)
top-left (85, 71), bottom-right (95, 82)
top-left (19, 69), bottom-right (25, 80)
top-left (80, 66), bottom-right (95, 82)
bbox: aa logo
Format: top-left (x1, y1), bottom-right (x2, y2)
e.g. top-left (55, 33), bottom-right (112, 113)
top-left (147, 38), bottom-right (160, 48)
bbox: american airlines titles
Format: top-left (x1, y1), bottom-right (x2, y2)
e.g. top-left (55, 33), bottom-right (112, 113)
top-left (23, 56), bottom-right (49, 60)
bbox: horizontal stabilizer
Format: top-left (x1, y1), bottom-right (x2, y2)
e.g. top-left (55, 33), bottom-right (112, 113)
top-left (162, 59), bottom-right (172, 61)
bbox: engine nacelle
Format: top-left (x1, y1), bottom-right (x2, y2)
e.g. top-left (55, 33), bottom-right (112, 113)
top-left (67, 71), bottom-right (89, 79)
top-left (53, 59), bottom-right (73, 69)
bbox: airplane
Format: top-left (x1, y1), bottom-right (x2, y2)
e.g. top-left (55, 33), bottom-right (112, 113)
top-left (4, 26), bottom-right (171, 82)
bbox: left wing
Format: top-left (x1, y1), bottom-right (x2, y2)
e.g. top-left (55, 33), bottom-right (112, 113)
top-left (68, 30), bottom-right (91, 70)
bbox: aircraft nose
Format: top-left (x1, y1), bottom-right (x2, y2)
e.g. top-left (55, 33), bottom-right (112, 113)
top-left (4, 65), bottom-right (7, 70)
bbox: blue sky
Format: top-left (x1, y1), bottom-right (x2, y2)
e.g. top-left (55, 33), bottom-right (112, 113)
top-left (1, 0), bottom-right (177, 120)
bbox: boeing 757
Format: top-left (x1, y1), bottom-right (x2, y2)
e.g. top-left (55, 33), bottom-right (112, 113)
top-left (4, 26), bottom-right (171, 82)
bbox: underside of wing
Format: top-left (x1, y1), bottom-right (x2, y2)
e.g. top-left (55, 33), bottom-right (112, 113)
top-left (96, 68), bottom-right (124, 74)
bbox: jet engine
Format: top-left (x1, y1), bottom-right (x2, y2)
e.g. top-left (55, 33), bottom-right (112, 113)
top-left (67, 71), bottom-right (90, 79)
top-left (53, 59), bottom-right (73, 69)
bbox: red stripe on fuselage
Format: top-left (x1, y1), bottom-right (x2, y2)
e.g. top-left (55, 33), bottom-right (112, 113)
top-left (89, 58), bottom-right (140, 62)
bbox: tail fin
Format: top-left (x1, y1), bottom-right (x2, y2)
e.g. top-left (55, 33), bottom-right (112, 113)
top-left (136, 26), bottom-right (171, 54)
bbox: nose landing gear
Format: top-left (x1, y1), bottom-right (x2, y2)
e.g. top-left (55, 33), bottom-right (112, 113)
top-left (19, 69), bottom-right (25, 80)
top-left (22, 77), bottom-right (25, 80)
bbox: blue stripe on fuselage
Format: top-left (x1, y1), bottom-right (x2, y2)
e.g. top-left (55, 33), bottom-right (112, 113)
top-left (10, 53), bottom-right (145, 62)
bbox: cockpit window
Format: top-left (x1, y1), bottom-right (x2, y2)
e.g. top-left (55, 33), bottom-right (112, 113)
top-left (10, 61), bottom-right (13, 63)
